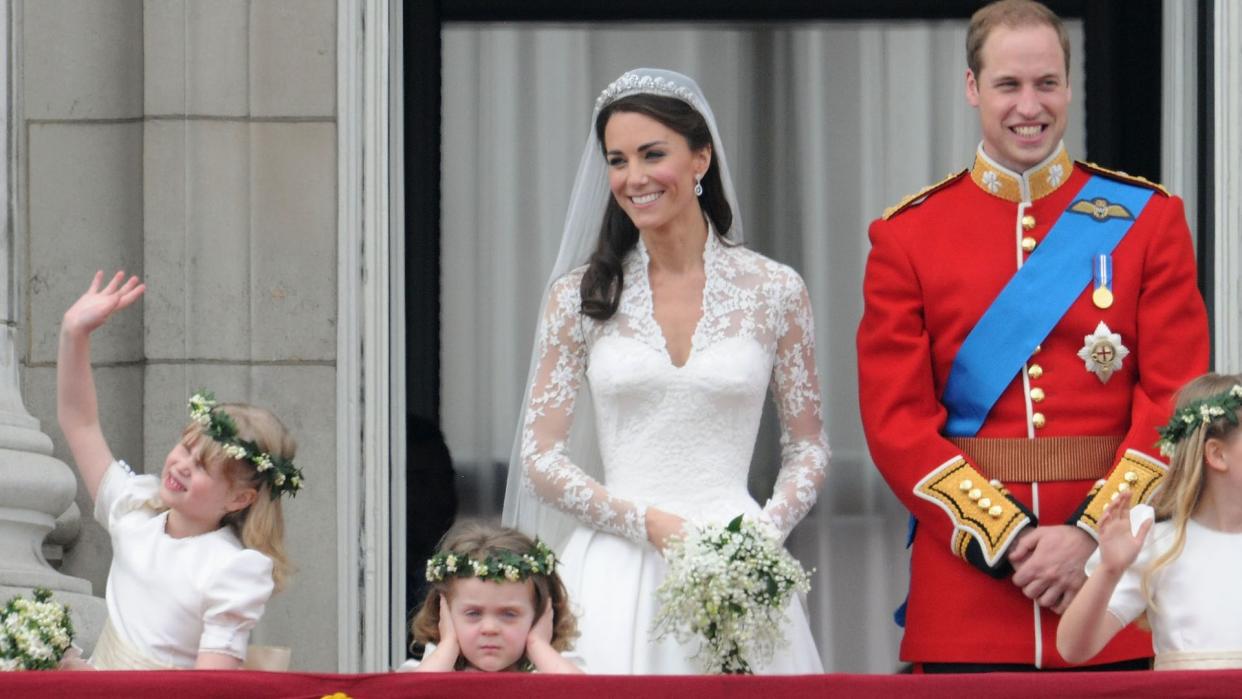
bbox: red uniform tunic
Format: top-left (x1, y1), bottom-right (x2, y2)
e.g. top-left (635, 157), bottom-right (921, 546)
top-left (857, 144), bottom-right (1209, 667)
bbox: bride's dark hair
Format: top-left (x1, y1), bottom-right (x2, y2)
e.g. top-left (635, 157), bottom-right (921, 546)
top-left (580, 94), bottom-right (733, 321)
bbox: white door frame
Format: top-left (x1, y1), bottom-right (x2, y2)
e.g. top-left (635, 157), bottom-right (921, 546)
top-left (1214, 0), bottom-right (1242, 371)
top-left (337, 0), bottom-right (404, 672)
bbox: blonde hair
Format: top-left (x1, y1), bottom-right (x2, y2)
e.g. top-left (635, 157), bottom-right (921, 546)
top-left (1141, 373), bottom-right (1242, 606)
top-left (966, 0), bottom-right (1070, 77)
top-left (182, 403), bottom-right (297, 592)
top-left (411, 520), bottom-right (578, 669)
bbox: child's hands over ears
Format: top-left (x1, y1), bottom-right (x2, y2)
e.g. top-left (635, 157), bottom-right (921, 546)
top-left (409, 596), bottom-right (460, 672)
top-left (527, 598), bottom-right (554, 652)
top-left (524, 598), bottom-right (582, 673)
top-left (1096, 498), bottom-right (1152, 575)
top-left (62, 271), bottom-right (145, 336)
top-left (437, 595), bottom-right (458, 651)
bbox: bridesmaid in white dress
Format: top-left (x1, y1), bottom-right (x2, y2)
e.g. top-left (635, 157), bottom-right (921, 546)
top-left (503, 68), bottom-right (829, 674)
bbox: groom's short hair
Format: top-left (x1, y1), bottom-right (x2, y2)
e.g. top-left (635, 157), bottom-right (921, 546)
top-left (966, 0), bottom-right (1071, 77)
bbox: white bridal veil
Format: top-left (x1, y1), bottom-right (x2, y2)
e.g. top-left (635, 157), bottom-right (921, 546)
top-left (500, 68), bottom-right (747, 549)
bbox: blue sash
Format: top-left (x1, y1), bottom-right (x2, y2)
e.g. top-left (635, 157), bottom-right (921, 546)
top-left (941, 176), bottom-right (1153, 437)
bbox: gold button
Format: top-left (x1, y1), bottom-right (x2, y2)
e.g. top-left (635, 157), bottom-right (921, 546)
top-left (959, 479), bottom-right (974, 492)
top-left (1030, 387), bottom-right (1046, 402)
top-left (978, 497), bottom-right (992, 509)
top-left (1110, 491), bottom-right (1121, 502)
top-left (988, 505), bottom-right (1003, 518)
top-left (1117, 481), bottom-right (1131, 493)
top-left (968, 488), bottom-right (982, 501)
top-left (1021, 214), bottom-right (1036, 231)
top-left (1124, 471), bottom-right (1138, 483)
top-left (1021, 236), bottom-right (1037, 253)
top-left (1028, 364), bottom-right (1043, 379)
top-left (1032, 344), bottom-right (1042, 355)
top-left (1032, 412), bottom-right (1046, 429)
top-left (989, 479), bottom-right (1003, 488)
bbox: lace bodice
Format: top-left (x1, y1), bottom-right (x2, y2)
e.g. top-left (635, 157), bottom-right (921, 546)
top-left (521, 233), bottom-right (829, 544)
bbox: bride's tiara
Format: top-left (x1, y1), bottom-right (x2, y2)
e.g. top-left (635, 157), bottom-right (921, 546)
top-left (596, 71), bottom-right (701, 112)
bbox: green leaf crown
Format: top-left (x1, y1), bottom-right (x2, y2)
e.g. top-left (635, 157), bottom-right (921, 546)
top-left (188, 391), bottom-right (304, 500)
top-left (425, 539), bottom-right (557, 584)
top-left (1156, 384), bottom-right (1242, 457)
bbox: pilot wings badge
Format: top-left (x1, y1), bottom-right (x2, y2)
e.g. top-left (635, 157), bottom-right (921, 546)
top-left (1077, 321), bottom-right (1129, 383)
top-left (1069, 197), bottom-right (1134, 222)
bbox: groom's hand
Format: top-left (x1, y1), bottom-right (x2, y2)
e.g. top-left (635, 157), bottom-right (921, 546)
top-left (1008, 525), bottom-right (1095, 614)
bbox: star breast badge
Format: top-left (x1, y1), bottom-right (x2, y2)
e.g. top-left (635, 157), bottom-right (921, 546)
top-left (1078, 321), bottom-right (1129, 383)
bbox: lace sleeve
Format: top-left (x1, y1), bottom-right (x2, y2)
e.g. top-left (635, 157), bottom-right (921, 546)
top-left (763, 275), bottom-right (830, 539)
top-left (519, 276), bottom-right (648, 543)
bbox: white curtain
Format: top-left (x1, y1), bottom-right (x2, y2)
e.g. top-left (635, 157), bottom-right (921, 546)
top-left (440, 20), bottom-right (1085, 673)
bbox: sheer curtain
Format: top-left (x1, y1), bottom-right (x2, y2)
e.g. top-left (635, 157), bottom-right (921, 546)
top-left (440, 20), bottom-right (1085, 672)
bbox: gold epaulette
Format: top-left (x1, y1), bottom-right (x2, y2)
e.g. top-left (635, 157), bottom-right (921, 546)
top-left (914, 456), bottom-right (1029, 567)
top-left (882, 169), bottom-right (969, 220)
top-left (1076, 161), bottom-right (1170, 197)
top-left (1077, 449), bottom-right (1167, 535)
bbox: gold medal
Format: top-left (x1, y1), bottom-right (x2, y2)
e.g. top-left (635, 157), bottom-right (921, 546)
top-left (1092, 286), bottom-right (1113, 309)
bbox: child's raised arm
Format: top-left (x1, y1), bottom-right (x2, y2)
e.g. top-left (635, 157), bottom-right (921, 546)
top-left (57, 271), bottom-right (145, 501)
top-left (1056, 499), bottom-right (1152, 664)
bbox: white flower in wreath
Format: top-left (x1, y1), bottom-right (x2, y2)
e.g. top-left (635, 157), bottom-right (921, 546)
top-left (1046, 163), bottom-right (1065, 188)
top-left (982, 170), bottom-right (1001, 193)
top-left (1077, 321), bottom-right (1129, 383)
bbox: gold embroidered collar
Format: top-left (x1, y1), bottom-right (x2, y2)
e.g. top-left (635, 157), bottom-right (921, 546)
top-left (970, 142), bottom-right (1073, 203)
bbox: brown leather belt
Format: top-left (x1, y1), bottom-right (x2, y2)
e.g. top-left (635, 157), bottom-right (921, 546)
top-left (948, 436), bottom-right (1123, 482)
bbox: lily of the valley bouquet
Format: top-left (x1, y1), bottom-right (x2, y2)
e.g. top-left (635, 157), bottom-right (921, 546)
top-left (651, 515), bottom-right (812, 674)
top-left (0, 588), bottom-right (75, 671)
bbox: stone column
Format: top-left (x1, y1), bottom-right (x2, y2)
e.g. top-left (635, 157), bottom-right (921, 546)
top-left (0, 2), bottom-right (105, 649)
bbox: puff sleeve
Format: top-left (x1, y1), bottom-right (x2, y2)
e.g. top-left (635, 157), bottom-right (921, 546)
top-left (198, 549), bottom-right (276, 660)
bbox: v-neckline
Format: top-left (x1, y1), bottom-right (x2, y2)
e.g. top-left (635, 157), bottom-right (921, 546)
top-left (637, 231), bottom-right (715, 369)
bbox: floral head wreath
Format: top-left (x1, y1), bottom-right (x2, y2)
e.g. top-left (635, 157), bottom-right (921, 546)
top-left (188, 391), bottom-right (304, 500)
top-left (425, 539), bottom-right (558, 584)
top-left (1156, 384), bottom-right (1242, 457)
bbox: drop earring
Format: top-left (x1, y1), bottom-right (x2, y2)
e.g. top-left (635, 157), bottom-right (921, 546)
top-left (694, 175), bottom-right (704, 197)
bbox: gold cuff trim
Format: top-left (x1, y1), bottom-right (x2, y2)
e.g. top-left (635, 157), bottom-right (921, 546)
top-left (948, 436), bottom-right (1123, 482)
top-left (1079, 449), bottom-right (1167, 533)
top-left (914, 456), bottom-right (1030, 567)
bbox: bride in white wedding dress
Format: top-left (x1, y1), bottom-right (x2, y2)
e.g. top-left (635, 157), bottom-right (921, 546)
top-left (502, 68), bottom-right (829, 674)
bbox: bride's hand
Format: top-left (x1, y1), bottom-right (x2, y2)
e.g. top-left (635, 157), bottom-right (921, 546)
top-left (645, 508), bottom-right (687, 553)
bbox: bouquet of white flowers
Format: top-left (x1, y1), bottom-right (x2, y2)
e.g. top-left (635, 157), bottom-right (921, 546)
top-left (651, 515), bottom-right (812, 674)
top-left (0, 588), bottom-right (75, 671)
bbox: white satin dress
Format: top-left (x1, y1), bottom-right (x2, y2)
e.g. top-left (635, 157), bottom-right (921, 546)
top-left (521, 233), bottom-right (828, 674)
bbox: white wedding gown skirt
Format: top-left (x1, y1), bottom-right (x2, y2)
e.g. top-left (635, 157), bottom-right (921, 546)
top-left (560, 523), bottom-right (823, 674)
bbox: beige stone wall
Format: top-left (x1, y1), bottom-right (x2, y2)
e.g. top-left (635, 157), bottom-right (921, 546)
top-left (18, 0), bottom-right (339, 670)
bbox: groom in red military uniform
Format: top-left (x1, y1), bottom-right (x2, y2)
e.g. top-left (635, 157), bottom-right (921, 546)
top-left (857, 0), bottom-right (1209, 671)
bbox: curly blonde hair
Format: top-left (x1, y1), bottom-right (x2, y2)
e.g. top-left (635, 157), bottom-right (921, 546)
top-left (182, 403), bottom-right (297, 592)
top-left (411, 520), bottom-right (578, 666)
